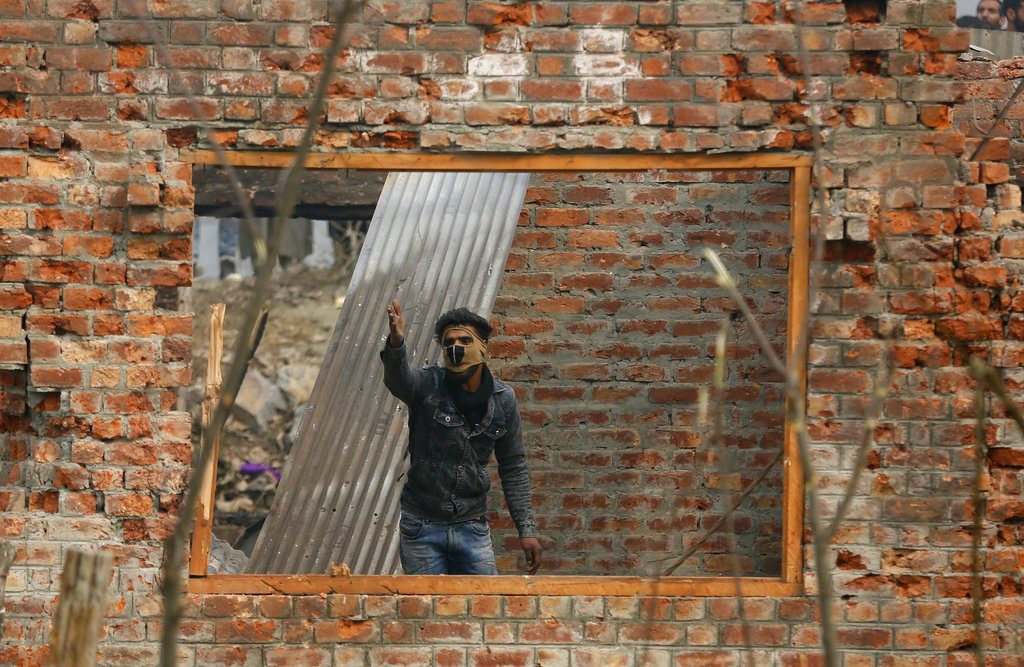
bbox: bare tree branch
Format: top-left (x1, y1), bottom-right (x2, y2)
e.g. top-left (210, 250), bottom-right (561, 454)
top-left (970, 78), bottom-right (1024, 162)
top-left (662, 448), bottom-right (783, 575)
top-left (0, 540), bottom-right (15, 636)
top-left (701, 247), bottom-right (838, 664)
top-left (702, 249), bottom-right (788, 379)
top-left (138, 22), bottom-right (266, 266)
top-left (709, 321), bottom-right (755, 667)
top-left (970, 362), bottom-right (988, 664)
top-left (971, 358), bottom-right (1024, 438)
top-left (789, 17), bottom-right (841, 667)
top-left (157, 2), bottom-right (363, 664)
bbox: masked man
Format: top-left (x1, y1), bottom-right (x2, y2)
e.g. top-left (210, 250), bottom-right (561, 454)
top-left (380, 300), bottom-right (542, 575)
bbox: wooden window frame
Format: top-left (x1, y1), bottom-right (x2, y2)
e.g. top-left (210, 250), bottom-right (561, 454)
top-left (183, 150), bottom-right (810, 597)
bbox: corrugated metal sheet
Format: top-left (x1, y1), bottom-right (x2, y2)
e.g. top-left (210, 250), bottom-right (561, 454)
top-left (246, 171), bottom-right (530, 574)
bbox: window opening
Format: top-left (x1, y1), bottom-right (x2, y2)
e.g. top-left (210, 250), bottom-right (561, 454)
top-left (185, 152), bottom-right (809, 596)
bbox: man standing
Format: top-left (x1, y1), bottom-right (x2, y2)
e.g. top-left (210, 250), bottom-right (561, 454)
top-left (381, 300), bottom-right (543, 575)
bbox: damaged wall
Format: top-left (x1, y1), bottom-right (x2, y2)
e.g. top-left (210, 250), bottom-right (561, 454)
top-left (490, 169), bottom-right (790, 576)
top-left (4, 0), bottom-right (1024, 664)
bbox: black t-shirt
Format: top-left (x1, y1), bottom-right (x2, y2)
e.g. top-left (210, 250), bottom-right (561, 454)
top-left (444, 364), bottom-right (494, 427)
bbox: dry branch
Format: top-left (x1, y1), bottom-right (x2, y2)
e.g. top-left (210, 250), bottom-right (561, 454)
top-left (0, 540), bottom-right (15, 635)
top-left (48, 550), bottom-right (113, 667)
top-left (970, 370), bottom-right (988, 664)
top-left (157, 2), bottom-right (363, 665)
top-left (711, 321), bottom-right (755, 667)
top-left (703, 251), bottom-right (787, 379)
top-left (701, 243), bottom-right (839, 665)
top-left (789, 17), bottom-right (843, 666)
top-left (971, 358), bottom-right (1024, 438)
top-left (138, 25), bottom-right (265, 265)
top-left (969, 78), bottom-right (1024, 162)
top-left (662, 448), bottom-right (783, 575)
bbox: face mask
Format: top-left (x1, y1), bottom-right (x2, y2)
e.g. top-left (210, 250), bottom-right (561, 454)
top-left (442, 326), bottom-right (487, 374)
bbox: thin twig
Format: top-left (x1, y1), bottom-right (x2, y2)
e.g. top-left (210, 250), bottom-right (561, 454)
top-left (969, 78), bottom-right (1024, 161)
top-left (971, 358), bottom-right (1024, 438)
top-left (138, 23), bottom-right (266, 265)
top-left (704, 250), bottom-right (838, 662)
top-left (157, 3), bottom-right (362, 665)
top-left (662, 448), bottom-right (783, 575)
top-left (825, 351), bottom-right (893, 542)
top-left (702, 249), bottom-right (788, 379)
top-left (792, 17), bottom-right (841, 667)
top-left (970, 362), bottom-right (988, 664)
top-left (710, 321), bottom-right (755, 667)
top-left (0, 540), bottom-right (15, 636)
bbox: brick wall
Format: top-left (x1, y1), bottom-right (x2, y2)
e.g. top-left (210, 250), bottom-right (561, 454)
top-left (488, 169), bottom-right (789, 576)
top-left (4, 0), bottom-right (1023, 663)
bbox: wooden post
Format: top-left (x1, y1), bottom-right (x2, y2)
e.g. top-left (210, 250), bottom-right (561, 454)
top-left (48, 549), bottom-right (113, 667)
top-left (189, 303), bottom-right (226, 576)
top-left (0, 539), bottom-right (16, 634)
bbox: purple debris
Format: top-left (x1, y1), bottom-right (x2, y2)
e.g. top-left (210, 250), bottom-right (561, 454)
top-left (239, 461), bottom-right (281, 480)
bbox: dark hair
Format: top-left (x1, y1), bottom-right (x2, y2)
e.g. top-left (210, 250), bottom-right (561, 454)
top-left (434, 307), bottom-right (493, 343)
top-left (957, 14), bottom-right (986, 26)
top-left (1003, 0), bottom-right (1021, 16)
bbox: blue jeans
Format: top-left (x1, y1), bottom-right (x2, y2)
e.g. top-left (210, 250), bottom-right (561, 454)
top-left (398, 512), bottom-right (498, 575)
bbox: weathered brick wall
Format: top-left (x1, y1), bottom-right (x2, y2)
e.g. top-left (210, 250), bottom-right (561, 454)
top-left (488, 169), bottom-right (789, 576)
top-left (956, 56), bottom-right (1023, 181)
top-left (5, 0), bottom-right (1023, 663)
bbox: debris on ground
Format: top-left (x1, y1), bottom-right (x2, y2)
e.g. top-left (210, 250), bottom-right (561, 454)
top-left (189, 264), bottom-right (352, 551)
top-left (208, 535), bottom-right (249, 574)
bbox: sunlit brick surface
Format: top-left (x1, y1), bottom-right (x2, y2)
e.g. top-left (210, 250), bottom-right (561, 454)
top-left (2, 0), bottom-right (1021, 662)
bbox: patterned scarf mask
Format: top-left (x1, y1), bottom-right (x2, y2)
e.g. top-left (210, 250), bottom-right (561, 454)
top-left (442, 326), bottom-right (487, 374)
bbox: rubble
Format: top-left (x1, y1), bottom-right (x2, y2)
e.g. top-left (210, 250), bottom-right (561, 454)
top-left (232, 370), bottom-right (286, 432)
top-left (275, 364), bottom-right (320, 407)
top-left (189, 265), bottom-right (349, 552)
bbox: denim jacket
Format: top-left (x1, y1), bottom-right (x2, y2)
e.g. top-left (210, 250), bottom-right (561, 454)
top-left (380, 343), bottom-right (538, 538)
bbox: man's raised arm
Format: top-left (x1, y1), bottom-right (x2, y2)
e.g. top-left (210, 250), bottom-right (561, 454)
top-left (380, 299), bottom-right (431, 405)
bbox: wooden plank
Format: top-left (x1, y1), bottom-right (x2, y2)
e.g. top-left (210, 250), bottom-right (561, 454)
top-left (188, 574), bottom-right (803, 597)
top-left (781, 165), bottom-right (811, 585)
top-left (182, 149), bottom-right (813, 172)
top-left (49, 550), bottom-right (114, 667)
top-left (189, 304), bottom-right (226, 578)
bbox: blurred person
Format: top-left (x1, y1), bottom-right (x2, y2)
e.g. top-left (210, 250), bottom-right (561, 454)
top-left (957, 14), bottom-right (988, 27)
top-left (977, 0), bottom-right (1003, 28)
top-left (1004, 0), bottom-right (1024, 30)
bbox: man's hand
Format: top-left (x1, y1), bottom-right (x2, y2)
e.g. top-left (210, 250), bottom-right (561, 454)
top-left (387, 299), bottom-right (406, 348)
top-left (521, 537), bottom-right (542, 574)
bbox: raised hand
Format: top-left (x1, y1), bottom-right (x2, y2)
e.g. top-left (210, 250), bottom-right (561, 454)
top-left (387, 299), bottom-right (406, 348)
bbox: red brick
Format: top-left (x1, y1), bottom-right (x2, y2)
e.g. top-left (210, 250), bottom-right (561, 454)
top-left (30, 367), bottom-right (82, 388)
top-left (521, 79), bottom-right (584, 102)
top-left (568, 230), bottom-right (618, 248)
top-left (570, 3), bottom-right (637, 25)
top-left (558, 273), bottom-right (613, 291)
top-left (215, 619), bottom-right (280, 642)
top-left (312, 620), bottom-right (377, 642)
top-left (935, 313), bottom-right (1002, 341)
top-left (264, 647), bottom-right (331, 667)
top-left (105, 493), bottom-right (153, 517)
